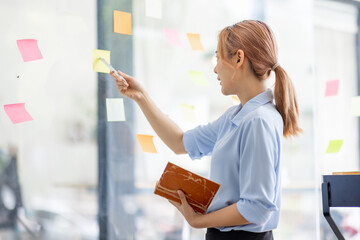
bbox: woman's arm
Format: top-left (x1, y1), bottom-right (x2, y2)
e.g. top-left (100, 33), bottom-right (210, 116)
top-left (137, 90), bottom-right (187, 154)
top-left (110, 71), bottom-right (187, 154)
top-left (170, 190), bottom-right (250, 229)
top-left (195, 203), bottom-right (250, 228)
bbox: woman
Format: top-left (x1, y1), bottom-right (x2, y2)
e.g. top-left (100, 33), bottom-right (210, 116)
top-left (110, 20), bottom-right (301, 240)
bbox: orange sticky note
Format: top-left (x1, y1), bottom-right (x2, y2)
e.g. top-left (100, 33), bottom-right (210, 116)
top-left (136, 134), bottom-right (157, 153)
top-left (186, 33), bottom-right (204, 51)
top-left (4, 103), bottom-right (33, 124)
top-left (113, 10), bottom-right (132, 35)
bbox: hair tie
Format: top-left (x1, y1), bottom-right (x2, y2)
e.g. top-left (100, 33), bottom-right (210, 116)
top-left (271, 63), bottom-right (280, 71)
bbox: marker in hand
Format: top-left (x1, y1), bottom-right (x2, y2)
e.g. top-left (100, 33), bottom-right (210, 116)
top-left (99, 57), bottom-right (129, 87)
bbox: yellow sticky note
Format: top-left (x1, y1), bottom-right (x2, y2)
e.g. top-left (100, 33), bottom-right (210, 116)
top-left (114, 10), bottom-right (132, 35)
top-left (136, 134), bottom-right (157, 153)
top-left (326, 140), bottom-right (343, 153)
top-left (92, 49), bottom-right (110, 73)
top-left (189, 70), bottom-right (208, 86)
top-left (350, 96), bottom-right (360, 116)
top-left (186, 33), bottom-right (204, 51)
top-left (180, 103), bottom-right (196, 122)
top-left (106, 98), bottom-right (125, 121)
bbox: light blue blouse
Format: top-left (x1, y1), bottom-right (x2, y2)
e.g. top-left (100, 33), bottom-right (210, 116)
top-left (183, 89), bottom-right (283, 233)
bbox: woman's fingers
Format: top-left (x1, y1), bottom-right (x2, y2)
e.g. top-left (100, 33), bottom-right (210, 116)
top-left (110, 71), bottom-right (128, 90)
top-left (117, 70), bottom-right (130, 79)
top-left (109, 70), bottom-right (125, 81)
top-left (109, 71), bottom-right (117, 78)
top-left (116, 83), bottom-right (128, 91)
top-left (169, 200), bottom-right (181, 209)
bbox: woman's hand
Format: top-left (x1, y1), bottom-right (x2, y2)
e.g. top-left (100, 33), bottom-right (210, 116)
top-left (169, 190), bottom-right (204, 228)
top-left (110, 70), bottom-right (145, 102)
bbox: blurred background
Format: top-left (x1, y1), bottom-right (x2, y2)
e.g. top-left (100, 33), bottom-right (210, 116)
top-left (0, 0), bottom-right (360, 239)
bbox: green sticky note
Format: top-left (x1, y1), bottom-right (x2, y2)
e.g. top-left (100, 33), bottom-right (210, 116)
top-left (189, 70), bottom-right (208, 86)
top-left (350, 96), bottom-right (360, 116)
top-left (180, 103), bottom-right (196, 122)
top-left (326, 140), bottom-right (343, 153)
top-left (106, 98), bottom-right (125, 121)
top-left (92, 49), bottom-right (110, 73)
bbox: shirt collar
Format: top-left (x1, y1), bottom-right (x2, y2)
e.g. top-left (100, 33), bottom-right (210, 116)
top-left (231, 89), bottom-right (274, 126)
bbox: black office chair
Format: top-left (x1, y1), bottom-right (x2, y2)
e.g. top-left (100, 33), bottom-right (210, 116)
top-left (321, 174), bottom-right (360, 240)
top-left (0, 151), bottom-right (22, 229)
top-left (0, 149), bottom-right (40, 239)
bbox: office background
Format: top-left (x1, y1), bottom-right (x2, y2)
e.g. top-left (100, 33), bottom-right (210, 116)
top-left (0, 0), bottom-right (359, 239)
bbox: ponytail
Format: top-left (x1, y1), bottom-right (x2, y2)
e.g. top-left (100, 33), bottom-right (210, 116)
top-left (218, 20), bottom-right (302, 137)
top-left (273, 66), bottom-right (302, 137)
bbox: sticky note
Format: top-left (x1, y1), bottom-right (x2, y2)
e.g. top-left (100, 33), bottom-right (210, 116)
top-left (325, 79), bottom-right (339, 97)
top-left (136, 134), bottom-right (157, 153)
top-left (180, 103), bottom-right (196, 122)
top-left (163, 28), bottom-right (182, 46)
top-left (186, 33), bottom-right (205, 51)
top-left (189, 70), bottom-right (208, 86)
top-left (326, 140), bottom-right (343, 153)
top-left (16, 39), bottom-right (43, 62)
top-left (113, 10), bottom-right (132, 35)
top-left (4, 103), bottom-right (33, 124)
top-left (106, 98), bottom-right (125, 121)
top-left (92, 49), bottom-right (110, 73)
top-left (145, 0), bottom-right (162, 19)
top-left (350, 96), bottom-right (360, 116)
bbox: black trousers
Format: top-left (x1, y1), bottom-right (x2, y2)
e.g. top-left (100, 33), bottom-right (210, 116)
top-left (206, 228), bottom-right (274, 240)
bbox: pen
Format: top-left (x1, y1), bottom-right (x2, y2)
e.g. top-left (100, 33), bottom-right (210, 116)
top-left (99, 57), bottom-right (129, 86)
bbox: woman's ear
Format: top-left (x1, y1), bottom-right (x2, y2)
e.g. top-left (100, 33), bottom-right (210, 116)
top-left (235, 49), bottom-right (245, 69)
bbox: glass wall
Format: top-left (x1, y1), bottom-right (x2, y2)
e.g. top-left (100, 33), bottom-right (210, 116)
top-left (314, 1), bottom-right (360, 239)
top-left (0, 0), bottom-right (359, 239)
top-left (0, 0), bottom-right (98, 239)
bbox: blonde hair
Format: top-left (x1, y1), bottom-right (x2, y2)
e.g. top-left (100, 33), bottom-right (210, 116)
top-left (217, 20), bottom-right (302, 138)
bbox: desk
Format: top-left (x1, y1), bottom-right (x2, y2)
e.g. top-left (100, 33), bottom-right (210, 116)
top-left (321, 173), bottom-right (360, 240)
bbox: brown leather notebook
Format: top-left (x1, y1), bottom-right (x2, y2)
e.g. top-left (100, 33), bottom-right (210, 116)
top-left (154, 162), bottom-right (220, 214)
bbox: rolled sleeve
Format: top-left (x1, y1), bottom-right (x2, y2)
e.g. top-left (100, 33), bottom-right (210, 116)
top-left (236, 118), bottom-right (280, 226)
top-left (183, 129), bottom-right (203, 159)
top-left (183, 123), bottom-right (219, 159)
top-left (237, 198), bottom-right (278, 226)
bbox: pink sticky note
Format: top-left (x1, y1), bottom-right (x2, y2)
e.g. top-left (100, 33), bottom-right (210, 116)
top-left (16, 39), bottom-right (43, 62)
top-left (4, 103), bottom-right (33, 124)
top-left (325, 79), bottom-right (339, 97)
top-left (163, 28), bottom-right (182, 46)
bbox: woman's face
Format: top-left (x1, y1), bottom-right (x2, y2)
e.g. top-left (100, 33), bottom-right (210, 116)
top-left (213, 51), bottom-right (237, 95)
